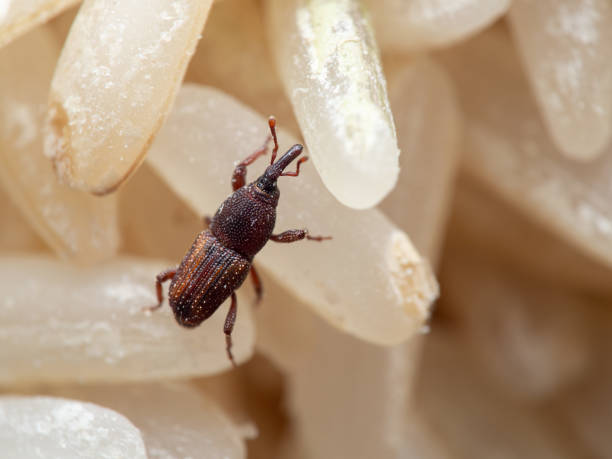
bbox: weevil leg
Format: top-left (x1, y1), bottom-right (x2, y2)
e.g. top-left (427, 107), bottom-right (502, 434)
top-left (203, 215), bottom-right (212, 229)
top-left (249, 264), bottom-right (263, 305)
top-left (232, 142), bottom-right (269, 191)
top-left (280, 156), bottom-right (308, 177)
top-left (270, 229), bottom-right (332, 243)
top-left (232, 136), bottom-right (273, 192)
top-left (224, 292), bottom-right (238, 368)
top-left (143, 268), bottom-right (177, 313)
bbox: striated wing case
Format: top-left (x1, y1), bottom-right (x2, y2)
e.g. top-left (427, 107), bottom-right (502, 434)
top-left (168, 231), bottom-right (251, 327)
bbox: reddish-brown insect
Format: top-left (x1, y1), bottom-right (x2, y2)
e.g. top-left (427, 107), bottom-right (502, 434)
top-left (146, 117), bottom-right (330, 366)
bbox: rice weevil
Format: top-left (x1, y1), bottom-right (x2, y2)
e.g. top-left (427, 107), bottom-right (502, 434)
top-left (145, 117), bottom-right (330, 366)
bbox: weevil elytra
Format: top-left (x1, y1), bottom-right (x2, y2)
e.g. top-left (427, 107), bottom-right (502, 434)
top-left (146, 117), bottom-right (330, 366)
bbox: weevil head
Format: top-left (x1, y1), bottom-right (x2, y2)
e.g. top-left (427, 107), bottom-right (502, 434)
top-left (255, 144), bottom-right (304, 194)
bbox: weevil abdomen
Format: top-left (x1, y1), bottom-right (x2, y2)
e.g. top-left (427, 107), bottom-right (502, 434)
top-left (168, 231), bottom-right (250, 327)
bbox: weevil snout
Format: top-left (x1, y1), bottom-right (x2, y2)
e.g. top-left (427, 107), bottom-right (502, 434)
top-left (257, 144), bottom-right (308, 193)
top-left (267, 143), bottom-right (305, 178)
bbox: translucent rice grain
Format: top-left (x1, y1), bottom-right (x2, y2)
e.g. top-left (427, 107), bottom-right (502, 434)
top-left (509, 0), bottom-right (612, 160)
top-left (185, 0), bottom-right (299, 136)
top-left (257, 275), bottom-right (441, 459)
top-left (255, 56), bottom-right (459, 450)
top-left (265, 0), bottom-right (400, 209)
top-left (442, 241), bottom-right (591, 399)
top-left (40, 383), bottom-right (247, 459)
top-left (0, 256), bottom-right (255, 384)
top-left (45, 0), bottom-right (214, 194)
top-left (147, 84), bottom-right (438, 345)
top-left (452, 178), bottom-right (612, 309)
top-left (440, 26), bottom-right (612, 268)
top-left (0, 0), bottom-right (79, 48)
top-left (0, 396), bottom-right (147, 459)
top-left (0, 26), bottom-right (119, 262)
top-left (381, 57), bottom-right (461, 260)
top-left (415, 331), bottom-right (576, 458)
top-left (119, 164), bottom-right (203, 262)
top-left (0, 186), bottom-right (47, 253)
top-left (366, 0), bottom-right (510, 52)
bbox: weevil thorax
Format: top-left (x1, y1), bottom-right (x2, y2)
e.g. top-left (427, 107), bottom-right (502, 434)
top-left (210, 144), bottom-right (304, 260)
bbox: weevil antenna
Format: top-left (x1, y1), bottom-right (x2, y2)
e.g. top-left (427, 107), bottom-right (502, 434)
top-left (268, 116), bottom-right (279, 165)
